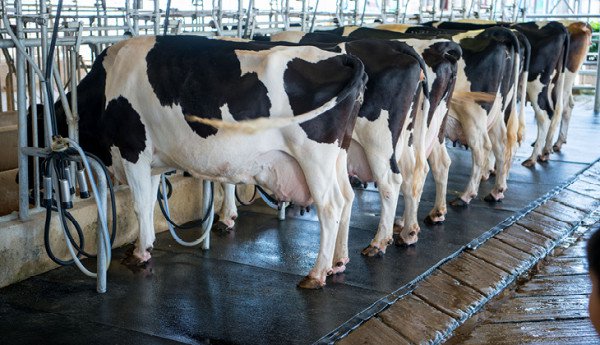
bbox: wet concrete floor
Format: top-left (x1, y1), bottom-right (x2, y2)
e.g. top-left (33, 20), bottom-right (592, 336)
top-left (1, 97), bottom-right (599, 344)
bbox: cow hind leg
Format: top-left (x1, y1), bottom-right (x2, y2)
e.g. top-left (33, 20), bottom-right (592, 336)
top-left (395, 148), bottom-right (428, 246)
top-left (121, 160), bottom-right (160, 266)
top-left (425, 141), bottom-right (450, 224)
top-left (361, 170), bottom-right (401, 257)
top-left (214, 183), bottom-right (238, 232)
top-left (523, 107), bottom-right (550, 167)
top-left (553, 94), bottom-right (574, 152)
top-left (450, 111), bottom-right (490, 206)
top-left (296, 152), bottom-right (345, 289)
top-left (331, 150), bottom-right (354, 273)
top-left (484, 120), bottom-right (509, 202)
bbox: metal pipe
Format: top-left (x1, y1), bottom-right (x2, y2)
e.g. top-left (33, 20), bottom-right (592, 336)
top-left (15, 0), bottom-right (29, 220)
top-left (594, 35), bottom-right (600, 114)
top-left (201, 179), bottom-right (213, 250)
top-left (27, 46), bottom-right (40, 208)
top-left (237, 0), bottom-right (243, 38)
top-left (89, 158), bottom-right (108, 293)
top-left (309, 0), bottom-right (320, 32)
top-left (301, 0), bottom-right (307, 31)
top-left (153, 0), bottom-right (160, 34)
top-left (40, 0), bottom-right (53, 149)
top-left (283, 0), bottom-right (290, 30)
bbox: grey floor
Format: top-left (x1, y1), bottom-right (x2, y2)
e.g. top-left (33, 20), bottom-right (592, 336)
top-left (1, 96), bottom-right (599, 345)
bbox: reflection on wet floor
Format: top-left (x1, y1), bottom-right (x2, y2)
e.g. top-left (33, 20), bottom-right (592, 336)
top-left (446, 220), bottom-right (600, 345)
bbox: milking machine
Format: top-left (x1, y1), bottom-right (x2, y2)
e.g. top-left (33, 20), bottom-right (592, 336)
top-left (10, 0), bottom-right (115, 293)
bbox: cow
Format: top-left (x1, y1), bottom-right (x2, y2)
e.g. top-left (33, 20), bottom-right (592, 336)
top-left (552, 21), bottom-right (593, 152)
top-left (293, 32), bottom-right (461, 248)
top-left (44, 35), bottom-right (368, 289)
top-left (420, 20), bottom-right (571, 166)
top-left (374, 23), bottom-right (531, 147)
top-left (321, 26), bottom-right (522, 209)
top-left (218, 35), bottom-right (437, 253)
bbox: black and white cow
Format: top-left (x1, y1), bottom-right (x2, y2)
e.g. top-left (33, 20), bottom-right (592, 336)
top-left (422, 20), bottom-right (570, 167)
top-left (219, 35), bottom-right (436, 252)
top-left (295, 32), bottom-right (461, 248)
top-left (48, 35), bottom-right (368, 289)
top-left (322, 26), bottom-right (522, 209)
top-left (551, 21), bottom-right (592, 152)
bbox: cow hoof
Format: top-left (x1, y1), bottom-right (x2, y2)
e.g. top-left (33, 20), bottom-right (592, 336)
top-left (553, 144), bottom-right (561, 152)
top-left (537, 154), bottom-right (549, 163)
top-left (449, 197), bottom-right (469, 207)
top-left (297, 276), bottom-right (324, 289)
top-left (522, 159), bottom-right (535, 168)
top-left (331, 258), bottom-right (349, 274)
top-left (395, 234), bottom-right (417, 247)
top-left (211, 221), bottom-right (232, 234)
top-left (361, 245), bottom-right (384, 257)
top-left (121, 248), bottom-right (151, 268)
top-left (424, 214), bottom-right (445, 225)
top-left (483, 193), bottom-right (502, 203)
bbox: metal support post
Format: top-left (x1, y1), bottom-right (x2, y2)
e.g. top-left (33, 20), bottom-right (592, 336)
top-left (237, 0), bottom-right (244, 38)
top-left (284, 0), bottom-right (290, 30)
top-left (278, 202), bottom-right (288, 221)
top-left (16, 0), bottom-right (29, 220)
top-left (594, 38), bottom-right (600, 114)
top-left (27, 47), bottom-right (40, 208)
top-left (301, 0), bottom-right (307, 32)
top-left (201, 179), bottom-right (213, 250)
top-left (89, 159), bottom-right (108, 293)
top-left (154, 0), bottom-right (160, 34)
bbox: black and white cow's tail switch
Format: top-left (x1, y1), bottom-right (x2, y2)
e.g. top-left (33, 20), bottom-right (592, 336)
top-left (185, 55), bottom-right (366, 135)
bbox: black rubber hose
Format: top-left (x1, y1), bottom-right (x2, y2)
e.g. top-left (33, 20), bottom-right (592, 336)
top-left (157, 178), bottom-right (214, 230)
top-left (234, 185), bottom-right (257, 206)
top-left (45, 0), bottom-right (64, 137)
top-left (42, 150), bottom-right (118, 265)
top-left (255, 185), bottom-right (279, 206)
top-left (43, 156), bottom-right (86, 266)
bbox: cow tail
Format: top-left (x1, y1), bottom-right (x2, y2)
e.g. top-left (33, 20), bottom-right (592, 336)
top-left (504, 34), bottom-right (521, 172)
top-left (414, 83), bottom-right (430, 197)
top-left (514, 31), bottom-right (530, 145)
top-left (388, 42), bottom-right (431, 180)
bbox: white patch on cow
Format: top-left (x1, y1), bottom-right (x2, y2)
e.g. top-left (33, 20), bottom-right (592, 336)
top-left (270, 31), bottom-right (306, 43)
top-left (375, 24), bottom-right (412, 32)
top-left (235, 46), bottom-right (342, 118)
top-left (342, 26), bottom-right (360, 36)
top-left (451, 29), bottom-right (485, 42)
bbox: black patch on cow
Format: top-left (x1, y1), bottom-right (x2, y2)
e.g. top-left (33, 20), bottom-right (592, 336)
top-left (284, 54), bottom-right (364, 147)
top-left (422, 42), bottom-right (461, 125)
top-left (100, 97), bottom-right (146, 163)
top-left (512, 21), bottom-right (569, 118)
top-left (459, 28), bottom-right (517, 113)
top-left (145, 36), bottom-right (272, 138)
top-left (347, 40), bottom-right (423, 173)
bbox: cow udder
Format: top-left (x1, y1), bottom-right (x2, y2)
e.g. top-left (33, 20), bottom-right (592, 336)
top-left (254, 151), bottom-right (312, 207)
